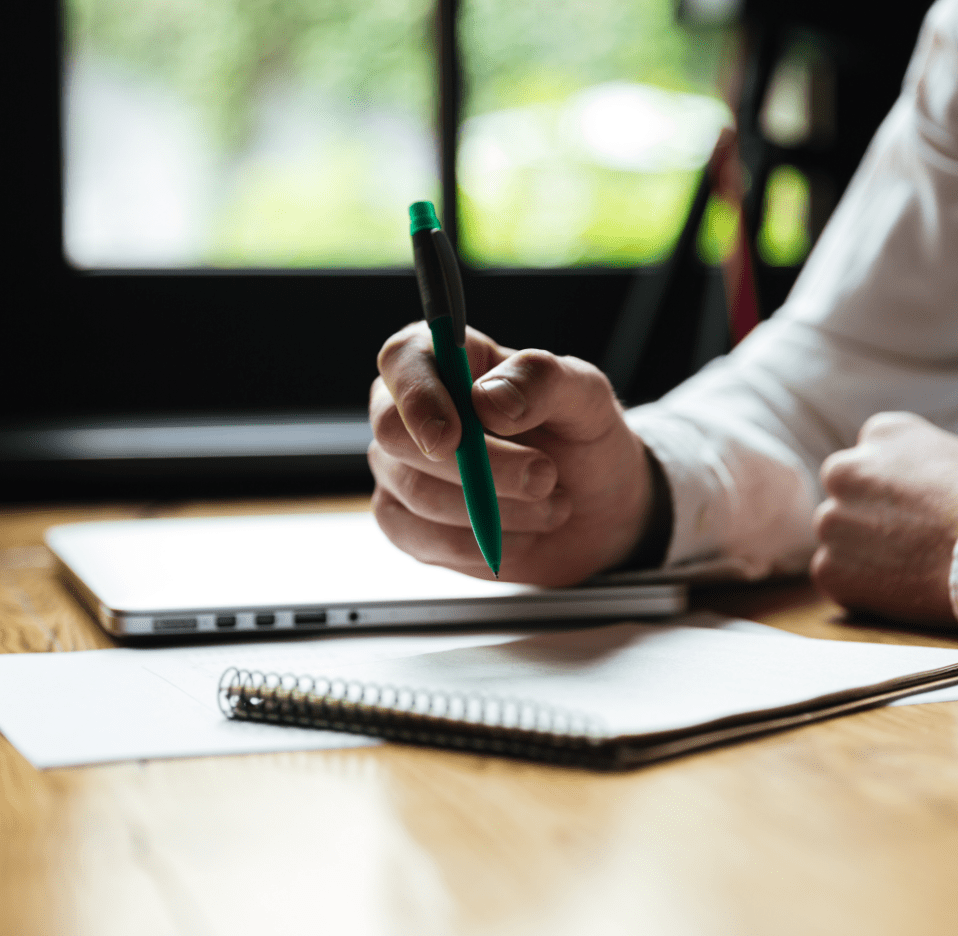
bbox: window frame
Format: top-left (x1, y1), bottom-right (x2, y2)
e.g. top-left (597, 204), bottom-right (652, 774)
top-left (5, 1), bottom-right (638, 430)
top-left (7, 1), bottom-right (927, 433)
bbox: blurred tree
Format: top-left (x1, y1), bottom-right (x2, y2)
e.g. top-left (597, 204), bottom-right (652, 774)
top-left (461, 0), bottom-right (720, 116)
top-left (66, 0), bottom-right (435, 149)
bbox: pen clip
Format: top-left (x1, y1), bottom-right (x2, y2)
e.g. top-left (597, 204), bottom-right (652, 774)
top-left (431, 229), bottom-right (467, 348)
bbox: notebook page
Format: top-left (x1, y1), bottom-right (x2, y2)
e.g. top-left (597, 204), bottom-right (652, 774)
top-left (317, 622), bottom-right (958, 739)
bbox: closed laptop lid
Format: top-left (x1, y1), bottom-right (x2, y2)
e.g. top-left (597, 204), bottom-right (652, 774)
top-left (45, 512), bottom-right (686, 637)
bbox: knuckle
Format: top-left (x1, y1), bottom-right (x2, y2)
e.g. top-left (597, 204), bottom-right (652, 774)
top-left (376, 322), bottom-right (428, 375)
top-left (375, 334), bottom-right (406, 376)
top-left (511, 348), bottom-right (563, 386)
top-left (508, 350), bottom-right (614, 409)
top-left (570, 356), bottom-right (615, 400)
top-left (543, 492), bottom-right (573, 531)
top-left (808, 547), bottom-right (833, 589)
top-left (562, 356), bottom-right (619, 429)
top-left (809, 546), bottom-right (848, 598)
top-left (820, 451), bottom-right (861, 496)
top-left (517, 455), bottom-right (558, 500)
top-left (369, 399), bottom-right (409, 450)
top-left (366, 439), bottom-right (383, 474)
top-left (368, 374), bottom-right (385, 406)
top-left (371, 486), bottom-right (402, 527)
top-left (813, 498), bottom-right (841, 540)
top-left (367, 441), bottom-right (401, 487)
top-left (859, 410), bottom-right (916, 441)
top-left (395, 465), bottom-right (432, 512)
top-left (565, 353), bottom-right (607, 385)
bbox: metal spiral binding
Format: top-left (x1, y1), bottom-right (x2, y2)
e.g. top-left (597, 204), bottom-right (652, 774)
top-left (218, 667), bottom-right (611, 767)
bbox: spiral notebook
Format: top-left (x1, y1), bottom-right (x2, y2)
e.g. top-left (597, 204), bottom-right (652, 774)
top-left (219, 619), bottom-right (958, 770)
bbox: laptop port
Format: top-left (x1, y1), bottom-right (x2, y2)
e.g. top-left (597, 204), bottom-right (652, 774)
top-left (155, 617), bottom-right (198, 631)
top-left (215, 615), bottom-right (237, 629)
top-left (254, 613), bottom-right (276, 627)
top-left (294, 611), bottom-right (327, 627)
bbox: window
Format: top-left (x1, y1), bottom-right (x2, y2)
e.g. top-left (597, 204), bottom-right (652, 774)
top-left (458, 0), bottom-right (727, 267)
top-left (63, 0), bottom-right (439, 268)
top-left (6, 0), bottom-right (925, 495)
top-left (62, 0), bottom-right (728, 270)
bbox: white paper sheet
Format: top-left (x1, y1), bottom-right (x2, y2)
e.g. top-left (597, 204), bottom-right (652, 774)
top-left (0, 630), bottom-right (522, 768)
top-left (0, 614), bottom-right (955, 769)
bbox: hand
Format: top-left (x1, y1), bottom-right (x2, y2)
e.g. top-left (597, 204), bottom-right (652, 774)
top-left (811, 412), bottom-right (958, 623)
top-left (368, 322), bottom-right (661, 585)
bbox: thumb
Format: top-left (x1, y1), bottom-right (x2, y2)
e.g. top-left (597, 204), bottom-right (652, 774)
top-left (472, 349), bottom-right (622, 443)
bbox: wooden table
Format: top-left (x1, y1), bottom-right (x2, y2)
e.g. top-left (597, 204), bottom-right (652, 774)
top-left (2, 497), bottom-right (957, 936)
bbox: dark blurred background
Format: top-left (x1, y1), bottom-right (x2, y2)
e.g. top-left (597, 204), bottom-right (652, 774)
top-left (2, 0), bottom-right (933, 499)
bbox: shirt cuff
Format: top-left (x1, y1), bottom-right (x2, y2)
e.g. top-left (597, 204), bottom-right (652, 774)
top-left (624, 404), bottom-right (817, 581)
top-left (624, 407), bottom-right (751, 576)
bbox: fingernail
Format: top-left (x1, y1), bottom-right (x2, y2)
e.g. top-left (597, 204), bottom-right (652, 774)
top-left (478, 377), bottom-right (525, 420)
top-left (418, 418), bottom-right (446, 455)
top-left (523, 459), bottom-right (557, 498)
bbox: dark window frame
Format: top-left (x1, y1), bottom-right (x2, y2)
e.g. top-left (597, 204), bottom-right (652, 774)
top-left (5, 1), bottom-right (635, 432)
top-left (6, 1), bottom-right (930, 431)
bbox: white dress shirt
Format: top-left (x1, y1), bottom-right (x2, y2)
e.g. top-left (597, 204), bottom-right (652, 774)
top-left (625, 0), bottom-right (958, 617)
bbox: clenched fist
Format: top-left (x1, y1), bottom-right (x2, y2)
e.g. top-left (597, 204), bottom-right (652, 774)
top-left (812, 412), bottom-right (958, 624)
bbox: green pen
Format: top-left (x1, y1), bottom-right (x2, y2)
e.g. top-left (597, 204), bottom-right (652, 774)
top-left (408, 201), bottom-right (502, 578)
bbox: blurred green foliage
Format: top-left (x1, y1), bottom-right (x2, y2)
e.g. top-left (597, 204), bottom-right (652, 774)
top-left (461, 0), bottom-right (721, 115)
top-left (207, 138), bottom-right (425, 265)
top-left (458, 0), bottom-right (726, 265)
top-left (697, 195), bottom-right (739, 265)
top-left (460, 168), bottom-right (705, 267)
top-left (66, 0), bottom-right (744, 267)
top-left (758, 165), bottom-right (811, 266)
top-left (65, 0), bottom-right (435, 150)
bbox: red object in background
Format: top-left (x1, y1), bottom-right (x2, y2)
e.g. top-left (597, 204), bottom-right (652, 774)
top-left (708, 129), bottom-right (761, 345)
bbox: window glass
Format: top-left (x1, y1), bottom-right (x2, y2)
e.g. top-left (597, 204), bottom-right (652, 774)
top-left (63, 0), bottom-right (437, 268)
top-left (757, 165), bottom-right (811, 267)
top-left (458, 0), bottom-right (729, 267)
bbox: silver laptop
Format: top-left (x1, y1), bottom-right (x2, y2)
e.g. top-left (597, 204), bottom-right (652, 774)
top-left (46, 512), bottom-right (686, 638)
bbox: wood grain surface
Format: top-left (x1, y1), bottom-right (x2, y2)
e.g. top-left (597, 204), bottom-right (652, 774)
top-left (1, 498), bottom-right (957, 936)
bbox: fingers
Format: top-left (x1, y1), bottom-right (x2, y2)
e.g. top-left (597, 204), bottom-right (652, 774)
top-left (372, 487), bottom-right (540, 579)
top-left (821, 412), bottom-right (947, 500)
top-left (374, 326), bottom-right (618, 465)
top-left (812, 479), bottom-right (957, 622)
top-left (808, 543), bottom-right (869, 611)
top-left (375, 321), bottom-right (513, 461)
top-left (813, 495), bottom-right (877, 551)
top-left (819, 448), bottom-right (866, 499)
top-left (472, 349), bottom-right (623, 444)
top-left (372, 487), bottom-right (491, 575)
top-left (371, 326), bottom-right (571, 542)
top-left (856, 410), bottom-right (927, 444)
top-left (811, 498), bottom-right (899, 614)
top-left (374, 323), bottom-right (458, 461)
top-left (368, 440), bottom-right (570, 532)
top-left (368, 413), bottom-right (560, 498)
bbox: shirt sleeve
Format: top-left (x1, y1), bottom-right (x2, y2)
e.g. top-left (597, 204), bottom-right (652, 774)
top-left (625, 0), bottom-right (958, 581)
